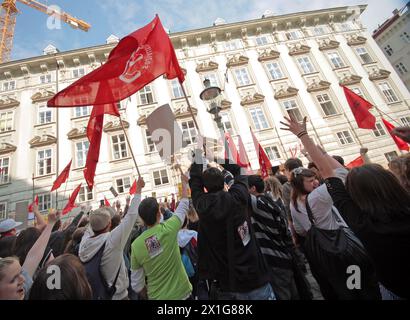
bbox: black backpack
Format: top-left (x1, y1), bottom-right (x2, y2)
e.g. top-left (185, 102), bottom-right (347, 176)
top-left (83, 242), bottom-right (121, 300)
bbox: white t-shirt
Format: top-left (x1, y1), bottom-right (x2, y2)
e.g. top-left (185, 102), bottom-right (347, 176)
top-left (290, 168), bottom-right (349, 236)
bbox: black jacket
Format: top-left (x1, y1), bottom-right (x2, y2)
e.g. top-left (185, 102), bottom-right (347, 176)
top-left (189, 161), bottom-right (270, 293)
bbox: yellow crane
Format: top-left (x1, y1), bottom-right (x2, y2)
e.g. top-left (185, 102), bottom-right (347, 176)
top-left (0, 0), bottom-right (91, 64)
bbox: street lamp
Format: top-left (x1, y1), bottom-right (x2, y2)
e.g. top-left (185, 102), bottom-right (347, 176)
top-left (200, 79), bottom-right (224, 133)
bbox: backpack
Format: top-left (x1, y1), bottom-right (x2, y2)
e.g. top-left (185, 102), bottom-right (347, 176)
top-left (180, 238), bottom-right (198, 278)
top-left (83, 242), bottom-right (121, 300)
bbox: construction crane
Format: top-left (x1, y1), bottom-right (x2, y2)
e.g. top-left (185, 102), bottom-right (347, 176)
top-left (0, 0), bottom-right (91, 64)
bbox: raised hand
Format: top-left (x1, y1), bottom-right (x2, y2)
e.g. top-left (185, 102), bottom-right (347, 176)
top-left (136, 176), bottom-right (145, 194)
top-left (280, 115), bottom-right (308, 138)
top-left (47, 209), bottom-right (60, 225)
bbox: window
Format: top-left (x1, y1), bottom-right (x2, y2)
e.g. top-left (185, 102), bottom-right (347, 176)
top-left (340, 23), bottom-right (352, 31)
top-left (38, 194), bottom-right (52, 212)
top-left (139, 85), bottom-right (154, 105)
top-left (225, 40), bottom-right (241, 51)
top-left (203, 73), bottom-right (220, 87)
top-left (266, 62), bottom-right (284, 80)
top-left (79, 186), bottom-right (93, 202)
top-left (181, 120), bottom-right (197, 145)
top-left (378, 82), bottom-right (399, 103)
top-left (40, 74), bottom-right (52, 84)
top-left (286, 31), bottom-right (301, 40)
top-left (234, 68), bottom-right (251, 86)
top-left (395, 62), bottom-right (408, 75)
top-left (76, 141), bottom-right (89, 167)
top-left (327, 52), bottom-right (345, 68)
top-left (37, 149), bottom-right (52, 176)
top-left (145, 129), bottom-right (156, 153)
top-left (373, 122), bottom-right (387, 137)
top-left (400, 32), bottom-right (410, 43)
top-left (355, 47), bottom-right (373, 64)
top-left (282, 100), bottom-right (303, 122)
top-left (351, 87), bottom-right (365, 98)
top-left (265, 146), bottom-right (281, 160)
top-left (400, 116), bottom-right (410, 126)
top-left (220, 112), bottom-right (234, 135)
top-left (316, 93), bottom-right (338, 116)
top-left (116, 177), bottom-right (131, 194)
top-left (0, 202), bottom-right (6, 219)
top-left (384, 45), bottom-right (394, 56)
top-left (153, 169), bottom-right (169, 186)
top-left (385, 151), bottom-right (398, 162)
top-left (171, 79), bottom-right (184, 99)
top-left (74, 106), bottom-right (90, 117)
top-left (0, 111), bottom-right (13, 132)
top-left (2, 81), bottom-right (16, 92)
top-left (256, 36), bottom-right (268, 46)
top-left (111, 134), bottom-right (128, 160)
top-left (249, 107), bottom-right (269, 130)
top-left (38, 105), bottom-right (52, 124)
top-left (297, 57), bottom-right (315, 74)
top-left (72, 68), bottom-right (85, 78)
top-left (313, 27), bottom-right (325, 36)
top-left (336, 131), bottom-right (354, 145)
top-left (0, 157), bottom-right (10, 184)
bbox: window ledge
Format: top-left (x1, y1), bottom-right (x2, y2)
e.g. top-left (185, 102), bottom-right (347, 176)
top-left (361, 61), bottom-right (377, 66)
top-left (254, 128), bottom-right (272, 133)
top-left (387, 101), bottom-right (403, 106)
top-left (301, 72), bottom-right (319, 76)
top-left (269, 77), bottom-right (288, 83)
top-left (322, 113), bottom-right (343, 119)
top-left (34, 122), bottom-right (56, 128)
top-left (138, 102), bottom-right (157, 107)
top-left (71, 115), bottom-right (90, 121)
top-left (109, 157), bottom-right (132, 164)
top-left (34, 173), bottom-right (55, 180)
top-left (333, 66), bottom-right (350, 71)
top-left (0, 129), bottom-right (16, 135)
top-left (171, 96), bottom-right (189, 101)
top-left (236, 83), bottom-right (256, 89)
top-left (72, 166), bottom-right (85, 172)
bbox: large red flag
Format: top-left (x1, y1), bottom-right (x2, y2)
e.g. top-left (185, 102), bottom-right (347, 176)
top-left (224, 132), bottom-right (240, 164)
top-left (104, 196), bottom-right (111, 207)
top-left (28, 195), bottom-right (39, 212)
top-left (237, 135), bottom-right (252, 170)
top-left (342, 86), bottom-right (376, 129)
top-left (47, 15), bottom-right (184, 108)
top-left (346, 156), bottom-right (364, 169)
top-left (51, 160), bottom-right (72, 192)
top-left (250, 129), bottom-right (272, 179)
top-left (129, 179), bottom-right (137, 195)
top-left (62, 183), bottom-right (82, 216)
top-left (382, 118), bottom-right (409, 151)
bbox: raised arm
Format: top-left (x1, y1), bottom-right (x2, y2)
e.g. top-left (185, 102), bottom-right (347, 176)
top-left (33, 204), bottom-right (47, 232)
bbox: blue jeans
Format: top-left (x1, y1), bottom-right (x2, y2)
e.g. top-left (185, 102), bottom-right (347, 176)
top-left (226, 283), bottom-right (276, 300)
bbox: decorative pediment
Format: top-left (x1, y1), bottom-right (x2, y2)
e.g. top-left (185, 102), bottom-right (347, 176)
top-left (67, 127), bottom-right (87, 140)
top-left (226, 55), bottom-right (249, 68)
top-left (347, 35), bottom-right (367, 46)
top-left (274, 87), bottom-right (299, 100)
top-left (339, 74), bottom-right (362, 86)
top-left (174, 106), bottom-right (198, 120)
top-left (220, 99), bottom-right (232, 111)
top-left (369, 69), bottom-right (391, 81)
top-left (31, 90), bottom-right (55, 103)
top-left (306, 80), bottom-right (331, 93)
top-left (137, 115), bottom-right (147, 126)
top-left (257, 49), bottom-right (280, 62)
top-left (29, 135), bottom-right (57, 148)
top-left (103, 120), bottom-right (129, 133)
top-left (0, 142), bottom-right (17, 155)
top-left (0, 97), bottom-right (19, 110)
top-left (288, 44), bottom-right (311, 56)
top-left (240, 93), bottom-right (265, 106)
top-left (196, 61), bottom-right (219, 73)
top-left (318, 39), bottom-right (340, 51)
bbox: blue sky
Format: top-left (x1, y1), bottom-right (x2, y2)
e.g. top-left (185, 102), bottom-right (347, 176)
top-left (11, 0), bottom-right (407, 61)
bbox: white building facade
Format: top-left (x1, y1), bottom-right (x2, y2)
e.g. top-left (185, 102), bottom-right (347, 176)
top-left (1, 4), bottom-right (410, 220)
top-left (373, 2), bottom-right (410, 91)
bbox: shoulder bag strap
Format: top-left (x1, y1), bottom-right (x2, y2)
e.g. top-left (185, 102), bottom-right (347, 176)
top-left (304, 195), bottom-right (315, 226)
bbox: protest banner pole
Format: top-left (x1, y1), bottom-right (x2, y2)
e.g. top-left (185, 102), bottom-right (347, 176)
top-left (119, 116), bottom-right (141, 177)
top-left (180, 83), bottom-right (201, 135)
top-left (342, 112), bottom-right (364, 148)
top-left (59, 179), bottom-right (69, 210)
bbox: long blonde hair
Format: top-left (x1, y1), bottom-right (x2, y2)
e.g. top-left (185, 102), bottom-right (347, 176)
top-left (264, 176), bottom-right (283, 200)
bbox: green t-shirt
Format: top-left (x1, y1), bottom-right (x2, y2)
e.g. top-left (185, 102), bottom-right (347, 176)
top-left (131, 215), bottom-right (192, 300)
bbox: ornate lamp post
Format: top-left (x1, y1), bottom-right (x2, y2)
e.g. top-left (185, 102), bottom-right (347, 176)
top-left (200, 79), bottom-right (224, 135)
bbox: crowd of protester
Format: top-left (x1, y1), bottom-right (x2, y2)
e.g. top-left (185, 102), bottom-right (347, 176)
top-left (0, 121), bottom-right (409, 300)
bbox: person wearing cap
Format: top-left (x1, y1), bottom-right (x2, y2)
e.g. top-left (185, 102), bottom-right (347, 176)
top-left (0, 219), bottom-right (22, 239)
top-left (79, 177), bottom-right (145, 300)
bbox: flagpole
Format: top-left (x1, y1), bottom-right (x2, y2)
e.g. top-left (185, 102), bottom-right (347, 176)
top-left (32, 173), bottom-right (35, 202)
top-left (119, 116), bottom-right (141, 177)
top-left (343, 112), bottom-right (364, 148)
top-left (373, 105), bottom-right (402, 126)
top-left (59, 179), bottom-right (69, 211)
top-left (179, 82), bottom-right (201, 135)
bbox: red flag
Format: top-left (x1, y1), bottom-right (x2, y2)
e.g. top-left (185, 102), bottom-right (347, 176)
top-left (28, 195), bottom-right (39, 212)
top-left (62, 184), bottom-right (82, 216)
top-left (224, 132), bottom-right (240, 164)
top-left (47, 15), bottom-right (184, 108)
top-left (50, 160), bottom-right (72, 192)
top-left (342, 86), bottom-right (376, 129)
top-left (250, 129), bottom-right (272, 179)
top-left (237, 135), bottom-right (252, 170)
top-left (346, 156), bottom-right (364, 169)
top-left (129, 180), bottom-right (137, 195)
top-left (104, 197), bottom-right (111, 207)
top-left (170, 194), bottom-right (176, 212)
top-left (83, 104), bottom-right (119, 190)
top-left (382, 118), bottom-right (409, 151)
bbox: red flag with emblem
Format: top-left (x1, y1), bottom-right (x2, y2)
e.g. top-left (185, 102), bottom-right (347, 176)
top-left (250, 128), bottom-right (271, 179)
top-left (346, 156), bottom-right (364, 169)
top-left (62, 183), bottom-right (82, 216)
top-left (382, 118), bottom-right (409, 151)
top-left (51, 160), bottom-right (72, 192)
top-left (342, 86), bottom-right (376, 129)
top-left (28, 195), bottom-right (39, 212)
top-left (47, 15), bottom-right (184, 108)
top-left (129, 180), bottom-right (137, 195)
top-left (237, 135), bottom-right (252, 171)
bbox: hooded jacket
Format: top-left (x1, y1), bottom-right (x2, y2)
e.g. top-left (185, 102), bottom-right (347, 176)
top-left (79, 195), bottom-right (141, 300)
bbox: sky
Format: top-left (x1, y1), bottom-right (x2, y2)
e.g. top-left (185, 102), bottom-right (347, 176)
top-left (10, 0), bottom-right (407, 61)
